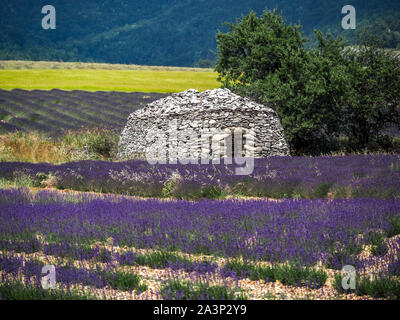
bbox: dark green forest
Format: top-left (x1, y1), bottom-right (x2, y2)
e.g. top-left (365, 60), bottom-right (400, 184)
top-left (1, 0), bottom-right (400, 66)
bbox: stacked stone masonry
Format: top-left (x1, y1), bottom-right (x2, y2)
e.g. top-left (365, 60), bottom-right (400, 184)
top-left (118, 88), bottom-right (290, 160)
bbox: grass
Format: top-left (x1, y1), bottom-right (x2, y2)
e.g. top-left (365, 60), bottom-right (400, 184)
top-left (0, 69), bottom-right (218, 93)
top-left (0, 129), bottom-right (119, 163)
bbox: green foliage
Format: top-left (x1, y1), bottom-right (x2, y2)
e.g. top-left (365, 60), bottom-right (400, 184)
top-left (334, 274), bottom-right (400, 299)
top-left (159, 279), bottom-right (247, 300)
top-left (231, 179), bottom-right (252, 197)
top-left (162, 176), bottom-right (227, 199)
top-left (134, 251), bottom-right (188, 268)
top-left (223, 259), bottom-right (327, 288)
top-left (387, 217), bottom-right (400, 238)
top-left (62, 129), bottom-right (120, 159)
top-left (200, 185), bottom-right (227, 199)
top-left (365, 230), bottom-right (389, 257)
top-left (370, 242), bottom-right (388, 257)
top-left (12, 171), bottom-right (36, 188)
top-left (215, 10), bottom-right (400, 154)
top-left (312, 182), bottom-right (332, 198)
top-left (86, 133), bottom-right (115, 158)
top-left (351, 14), bottom-right (400, 49)
top-left (343, 41), bottom-right (400, 151)
top-left (102, 270), bottom-right (147, 293)
top-left (161, 172), bottom-right (182, 198)
top-left (365, 230), bottom-right (385, 246)
top-left (0, 281), bottom-right (95, 300)
top-left (275, 264), bottom-right (328, 288)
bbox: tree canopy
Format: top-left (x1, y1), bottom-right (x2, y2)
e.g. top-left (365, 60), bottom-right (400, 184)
top-left (215, 10), bottom-right (400, 154)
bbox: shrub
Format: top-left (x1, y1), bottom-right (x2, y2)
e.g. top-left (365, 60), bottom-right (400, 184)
top-left (161, 171), bottom-right (183, 198)
top-left (334, 274), bottom-right (400, 299)
top-left (312, 182), bottom-right (332, 198)
top-left (0, 129), bottom-right (119, 163)
top-left (387, 217), bottom-right (400, 237)
top-left (371, 242), bottom-right (388, 257)
top-left (104, 271), bottom-right (147, 293)
top-left (118, 250), bottom-right (218, 274)
top-left (62, 128), bottom-right (119, 160)
top-left (0, 281), bottom-right (95, 300)
top-left (86, 132), bottom-right (116, 158)
top-left (200, 185), bottom-right (227, 199)
top-left (159, 279), bottom-right (247, 300)
top-left (222, 259), bottom-right (327, 289)
top-left (366, 231), bottom-right (389, 256)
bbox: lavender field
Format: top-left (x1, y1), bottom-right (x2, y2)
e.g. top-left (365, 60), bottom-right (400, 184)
top-left (0, 89), bottom-right (167, 134)
top-left (1, 0), bottom-right (399, 303)
top-left (1, 155), bottom-right (399, 200)
top-left (0, 90), bottom-right (400, 300)
top-left (0, 154), bottom-right (400, 300)
top-left (0, 188), bottom-right (399, 300)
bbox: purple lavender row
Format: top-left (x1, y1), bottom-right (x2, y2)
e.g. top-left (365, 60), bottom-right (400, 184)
top-left (0, 253), bottom-right (146, 293)
top-left (25, 89), bottom-right (162, 113)
top-left (41, 91), bottom-right (133, 118)
top-left (36, 95), bottom-right (117, 127)
top-left (14, 98), bottom-right (85, 128)
top-left (2, 91), bottom-right (119, 127)
top-left (2, 89), bottom-right (166, 113)
top-left (0, 89), bottom-right (169, 134)
top-left (1, 188), bottom-right (399, 266)
top-left (1, 155), bottom-right (399, 199)
top-left (8, 117), bottom-right (53, 133)
top-left (0, 236), bottom-right (218, 276)
top-left (42, 94), bottom-right (126, 124)
top-left (0, 122), bottom-right (22, 133)
top-left (1, 96), bottom-right (85, 130)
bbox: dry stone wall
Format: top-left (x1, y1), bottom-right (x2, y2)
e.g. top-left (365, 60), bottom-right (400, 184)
top-left (118, 88), bottom-right (290, 160)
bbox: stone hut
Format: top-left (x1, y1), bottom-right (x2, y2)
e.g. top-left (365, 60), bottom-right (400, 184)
top-left (117, 88), bottom-right (289, 161)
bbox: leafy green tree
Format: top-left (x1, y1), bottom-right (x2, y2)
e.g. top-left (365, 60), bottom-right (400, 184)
top-left (344, 38), bottom-right (400, 150)
top-left (215, 10), bottom-right (353, 154)
top-left (215, 9), bottom-right (400, 154)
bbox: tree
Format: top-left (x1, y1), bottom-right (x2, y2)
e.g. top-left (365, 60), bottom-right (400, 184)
top-left (344, 38), bottom-right (400, 150)
top-left (215, 9), bottom-right (400, 154)
top-left (215, 10), bottom-right (352, 154)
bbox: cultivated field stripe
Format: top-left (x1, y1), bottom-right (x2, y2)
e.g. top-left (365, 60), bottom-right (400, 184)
top-left (0, 249), bottom-right (375, 300)
top-left (0, 70), bottom-right (219, 92)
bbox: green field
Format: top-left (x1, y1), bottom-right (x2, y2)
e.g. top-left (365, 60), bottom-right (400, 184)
top-left (0, 66), bottom-right (218, 92)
